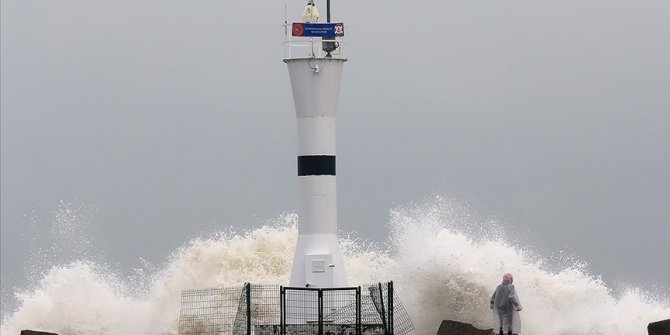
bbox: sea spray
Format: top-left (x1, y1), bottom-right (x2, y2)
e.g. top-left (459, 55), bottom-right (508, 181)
top-left (2, 196), bottom-right (669, 335)
top-left (22, 200), bottom-right (101, 289)
top-left (0, 213), bottom-right (393, 334)
top-left (384, 196), bottom-right (669, 334)
top-left (3, 262), bottom-right (151, 334)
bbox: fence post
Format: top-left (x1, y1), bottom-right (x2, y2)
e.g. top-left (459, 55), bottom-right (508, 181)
top-left (246, 283), bottom-right (252, 335)
top-left (318, 289), bottom-right (324, 335)
top-left (378, 283), bottom-right (388, 335)
top-left (356, 286), bottom-right (362, 335)
top-left (388, 281), bottom-right (394, 335)
top-left (280, 286), bottom-right (285, 335)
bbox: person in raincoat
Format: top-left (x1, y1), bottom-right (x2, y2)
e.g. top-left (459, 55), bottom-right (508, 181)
top-left (490, 273), bottom-right (522, 335)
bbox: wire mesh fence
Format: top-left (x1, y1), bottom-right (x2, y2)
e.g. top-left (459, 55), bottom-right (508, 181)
top-left (365, 282), bottom-right (414, 335)
top-left (179, 285), bottom-right (248, 335)
top-left (179, 284), bottom-right (281, 335)
top-left (179, 282), bottom-right (414, 335)
top-left (281, 287), bottom-right (363, 335)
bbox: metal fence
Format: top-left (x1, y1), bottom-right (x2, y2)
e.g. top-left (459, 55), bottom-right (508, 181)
top-left (179, 282), bottom-right (414, 335)
top-left (281, 286), bottom-right (362, 335)
top-left (179, 284), bottom-right (281, 335)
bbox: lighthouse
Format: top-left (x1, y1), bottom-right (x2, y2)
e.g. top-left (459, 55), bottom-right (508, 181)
top-left (284, 0), bottom-right (347, 288)
top-left (178, 5), bottom-right (413, 333)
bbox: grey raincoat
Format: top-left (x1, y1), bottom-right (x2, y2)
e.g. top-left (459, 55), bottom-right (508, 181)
top-left (490, 282), bottom-right (522, 334)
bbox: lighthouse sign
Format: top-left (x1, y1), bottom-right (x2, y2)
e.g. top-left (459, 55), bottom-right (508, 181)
top-left (292, 23), bottom-right (344, 38)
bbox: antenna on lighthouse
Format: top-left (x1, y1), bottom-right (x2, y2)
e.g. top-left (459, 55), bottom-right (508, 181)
top-left (322, 0), bottom-right (336, 57)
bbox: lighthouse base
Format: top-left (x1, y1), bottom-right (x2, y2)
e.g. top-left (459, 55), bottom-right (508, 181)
top-left (289, 233), bottom-right (347, 288)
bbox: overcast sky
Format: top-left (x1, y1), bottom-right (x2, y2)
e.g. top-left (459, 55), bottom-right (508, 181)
top-left (2, 0), bottom-right (669, 314)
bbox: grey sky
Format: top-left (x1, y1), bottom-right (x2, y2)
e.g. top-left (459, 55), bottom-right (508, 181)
top-left (2, 0), bottom-right (669, 315)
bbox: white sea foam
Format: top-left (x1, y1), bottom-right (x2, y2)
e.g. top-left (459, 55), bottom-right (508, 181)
top-left (2, 196), bottom-right (668, 334)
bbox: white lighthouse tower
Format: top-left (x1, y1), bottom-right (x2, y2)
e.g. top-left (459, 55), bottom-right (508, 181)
top-left (284, 0), bottom-right (347, 288)
top-left (176, 5), bottom-right (412, 333)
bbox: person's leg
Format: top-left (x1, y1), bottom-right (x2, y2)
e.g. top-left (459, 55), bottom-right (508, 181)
top-left (498, 310), bottom-right (504, 335)
top-left (504, 309), bottom-right (513, 335)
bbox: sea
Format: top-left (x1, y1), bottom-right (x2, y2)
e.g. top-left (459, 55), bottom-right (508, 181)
top-left (1, 196), bottom-right (668, 334)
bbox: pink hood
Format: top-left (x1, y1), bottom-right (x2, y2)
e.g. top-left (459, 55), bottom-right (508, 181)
top-left (503, 273), bottom-right (514, 284)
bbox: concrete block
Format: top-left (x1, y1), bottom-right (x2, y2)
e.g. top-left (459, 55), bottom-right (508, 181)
top-left (648, 319), bottom-right (670, 335)
top-left (436, 320), bottom-right (493, 335)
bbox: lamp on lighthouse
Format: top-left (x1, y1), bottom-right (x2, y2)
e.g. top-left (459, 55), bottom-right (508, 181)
top-left (302, 0), bottom-right (320, 23)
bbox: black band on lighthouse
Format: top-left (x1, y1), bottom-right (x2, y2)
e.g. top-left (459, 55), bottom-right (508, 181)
top-left (298, 155), bottom-right (336, 176)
